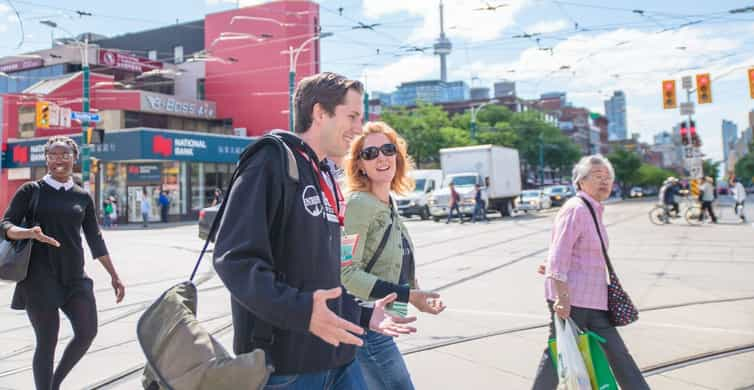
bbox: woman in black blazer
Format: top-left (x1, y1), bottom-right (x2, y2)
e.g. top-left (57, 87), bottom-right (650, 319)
top-left (1, 136), bottom-right (125, 390)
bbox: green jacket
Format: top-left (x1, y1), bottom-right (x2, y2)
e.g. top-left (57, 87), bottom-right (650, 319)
top-left (341, 191), bottom-right (416, 302)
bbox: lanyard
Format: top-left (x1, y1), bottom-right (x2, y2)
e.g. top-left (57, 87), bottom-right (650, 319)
top-left (297, 151), bottom-right (344, 226)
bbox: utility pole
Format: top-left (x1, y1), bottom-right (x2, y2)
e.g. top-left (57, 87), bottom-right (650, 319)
top-left (81, 36), bottom-right (91, 191)
top-left (538, 133), bottom-right (544, 186)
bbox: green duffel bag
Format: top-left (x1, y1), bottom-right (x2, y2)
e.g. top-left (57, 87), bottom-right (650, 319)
top-left (137, 281), bottom-right (272, 390)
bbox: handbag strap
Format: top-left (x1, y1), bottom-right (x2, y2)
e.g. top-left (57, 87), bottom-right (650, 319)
top-left (364, 201), bottom-right (395, 274)
top-left (577, 196), bottom-right (615, 275)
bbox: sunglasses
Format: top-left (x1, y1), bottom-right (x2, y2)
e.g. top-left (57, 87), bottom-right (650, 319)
top-left (359, 143), bottom-right (397, 161)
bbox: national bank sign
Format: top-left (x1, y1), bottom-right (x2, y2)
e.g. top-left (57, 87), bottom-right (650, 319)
top-left (140, 92), bottom-right (217, 119)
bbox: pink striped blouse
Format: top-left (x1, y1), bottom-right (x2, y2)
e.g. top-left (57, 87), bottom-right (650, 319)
top-left (544, 192), bottom-right (608, 311)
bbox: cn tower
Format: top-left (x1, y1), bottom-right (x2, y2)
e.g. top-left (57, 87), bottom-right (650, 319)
top-left (433, 0), bottom-right (452, 82)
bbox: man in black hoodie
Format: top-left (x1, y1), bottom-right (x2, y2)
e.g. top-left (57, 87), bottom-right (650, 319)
top-left (213, 72), bottom-right (416, 389)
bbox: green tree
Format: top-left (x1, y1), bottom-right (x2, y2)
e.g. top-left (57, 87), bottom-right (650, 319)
top-left (735, 152), bottom-right (754, 184)
top-left (635, 163), bottom-right (678, 188)
top-left (702, 159), bottom-right (721, 180)
top-left (607, 148), bottom-right (642, 196)
top-left (381, 102), bottom-right (454, 168)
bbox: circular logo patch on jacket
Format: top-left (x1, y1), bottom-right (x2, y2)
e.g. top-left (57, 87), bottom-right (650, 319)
top-left (302, 185), bottom-right (323, 217)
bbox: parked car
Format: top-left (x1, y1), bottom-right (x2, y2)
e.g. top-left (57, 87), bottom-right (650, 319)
top-left (198, 203), bottom-right (220, 241)
top-left (515, 190), bottom-right (552, 212)
top-left (630, 187), bottom-right (644, 198)
top-left (543, 185), bottom-right (574, 206)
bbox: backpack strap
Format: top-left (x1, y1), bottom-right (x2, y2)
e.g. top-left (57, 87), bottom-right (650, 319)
top-left (189, 134), bottom-right (299, 281)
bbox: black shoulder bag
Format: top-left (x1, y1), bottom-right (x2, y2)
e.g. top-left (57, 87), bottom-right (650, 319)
top-left (0, 181), bottom-right (41, 282)
top-left (578, 196), bottom-right (639, 327)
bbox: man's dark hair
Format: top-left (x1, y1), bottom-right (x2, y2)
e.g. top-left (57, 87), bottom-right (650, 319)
top-left (294, 72), bottom-right (363, 133)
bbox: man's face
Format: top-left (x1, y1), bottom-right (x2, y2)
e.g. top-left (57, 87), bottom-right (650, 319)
top-left (320, 89), bottom-right (363, 159)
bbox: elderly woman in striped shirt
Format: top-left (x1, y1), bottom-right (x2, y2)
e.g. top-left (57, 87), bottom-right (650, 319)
top-left (532, 155), bottom-right (649, 390)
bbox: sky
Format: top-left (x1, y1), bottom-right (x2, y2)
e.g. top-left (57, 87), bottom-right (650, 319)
top-left (1, 0), bottom-right (754, 162)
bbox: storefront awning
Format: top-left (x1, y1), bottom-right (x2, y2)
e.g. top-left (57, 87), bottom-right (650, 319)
top-left (3, 128), bottom-right (256, 168)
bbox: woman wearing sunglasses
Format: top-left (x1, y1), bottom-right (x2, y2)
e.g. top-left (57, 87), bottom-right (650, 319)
top-left (342, 121), bottom-right (446, 390)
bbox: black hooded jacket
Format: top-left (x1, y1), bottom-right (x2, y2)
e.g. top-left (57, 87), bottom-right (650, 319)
top-left (213, 132), bottom-right (370, 375)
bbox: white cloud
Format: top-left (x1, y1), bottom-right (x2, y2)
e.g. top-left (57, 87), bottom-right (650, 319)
top-left (362, 0), bottom-right (531, 43)
top-left (526, 19), bottom-right (569, 34)
top-left (0, 4), bottom-right (10, 14)
top-left (449, 23), bottom-right (754, 159)
top-left (364, 54), bottom-right (438, 92)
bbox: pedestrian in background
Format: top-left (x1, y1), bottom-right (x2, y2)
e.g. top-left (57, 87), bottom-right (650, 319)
top-left (471, 183), bottom-right (488, 223)
top-left (210, 188), bottom-right (224, 207)
top-left (1, 135), bottom-right (125, 390)
top-left (103, 198), bottom-right (113, 229)
top-left (158, 191), bottom-right (170, 223)
top-left (731, 178), bottom-right (747, 222)
top-left (140, 189), bottom-right (151, 228)
top-left (700, 176), bottom-right (717, 223)
top-left (109, 196), bottom-right (119, 228)
top-left (343, 121), bottom-right (445, 390)
top-left (532, 154), bottom-right (649, 389)
top-left (446, 182), bottom-right (464, 224)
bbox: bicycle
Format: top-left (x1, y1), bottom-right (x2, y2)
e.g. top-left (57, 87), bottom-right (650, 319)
top-left (648, 204), bottom-right (672, 225)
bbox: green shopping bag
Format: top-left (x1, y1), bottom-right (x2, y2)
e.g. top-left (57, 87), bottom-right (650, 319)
top-left (549, 330), bottom-right (618, 390)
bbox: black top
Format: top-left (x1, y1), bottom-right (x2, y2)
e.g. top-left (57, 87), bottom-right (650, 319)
top-left (212, 132), bottom-right (368, 375)
top-left (1, 180), bottom-right (108, 310)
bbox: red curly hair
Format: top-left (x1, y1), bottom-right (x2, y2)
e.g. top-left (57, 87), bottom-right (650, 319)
top-left (345, 121), bottom-right (415, 196)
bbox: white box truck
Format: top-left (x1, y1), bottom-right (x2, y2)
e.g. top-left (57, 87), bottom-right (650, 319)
top-left (428, 145), bottom-right (522, 220)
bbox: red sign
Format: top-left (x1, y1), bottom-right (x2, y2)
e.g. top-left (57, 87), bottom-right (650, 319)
top-left (152, 135), bottom-right (173, 157)
top-left (0, 59), bottom-right (44, 73)
top-left (98, 49), bottom-right (162, 73)
top-left (12, 145), bottom-right (29, 164)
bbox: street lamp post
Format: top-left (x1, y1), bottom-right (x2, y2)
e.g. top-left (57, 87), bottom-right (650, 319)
top-left (469, 99), bottom-right (498, 140)
top-left (40, 20), bottom-right (93, 190)
top-left (284, 32), bottom-right (333, 132)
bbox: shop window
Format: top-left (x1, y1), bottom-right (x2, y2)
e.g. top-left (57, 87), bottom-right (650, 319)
top-left (190, 162), bottom-right (205, 211)
top-left (162, 162), bottom-right (181, 215)
top-left (197, 78), bottom-right (205, 100)
top-left (148, 50), bottom-right (157, 60)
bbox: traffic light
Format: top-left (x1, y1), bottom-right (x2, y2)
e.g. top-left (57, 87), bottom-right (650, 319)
top-left (689, 120), bottom-right (701, 147)
top-left (90, 157), bottom-right (99, 174)
top-left (86, 128), bottom-right (105, 144)
top-left (748, 67), bottom-right (754, 99)
top-left (680, 121), bottom-right (689, 145)
top-left (662, 80), bottom-right (677, 109)
top-left (696, 73), bottom-right (712, 104)
top-left (35, 101), bottom-right (50, 128)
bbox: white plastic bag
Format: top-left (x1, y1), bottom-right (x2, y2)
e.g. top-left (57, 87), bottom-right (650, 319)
top-left (554, 314), bottom-right (592, 390)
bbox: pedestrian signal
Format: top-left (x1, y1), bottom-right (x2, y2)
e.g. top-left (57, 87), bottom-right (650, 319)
top-left (35, 101), bottom-right (50, 128)
top-left (662, 80), bottom-right (677, 109)
top-left (696, 73), bottom-right (712, 104)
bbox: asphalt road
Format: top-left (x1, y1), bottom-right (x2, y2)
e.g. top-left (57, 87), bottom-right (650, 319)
top-left (0, 196), bottom-right (752, 389)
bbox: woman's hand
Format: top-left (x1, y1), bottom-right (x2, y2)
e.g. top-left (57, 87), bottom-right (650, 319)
top-left (111, 277), bottom-right (125, 303)
top-left (27, 226), bottom-right (60, 247)
top-left (370, 293), bottom-right (417, 337)
top-left (553, 295), bottom-right (571, 320)
top-left (409, 289), bottom-right (446, 315)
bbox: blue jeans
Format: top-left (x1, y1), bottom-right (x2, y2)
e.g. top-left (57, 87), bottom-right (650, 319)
top-left (446, 203), bottom-right (463, 223)
top-left (264, 360), bottom-right (367, 390)
top-left (356, 330), bottom-right (415, 390)
top-left (471, 202), bottom-right (487, 222)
